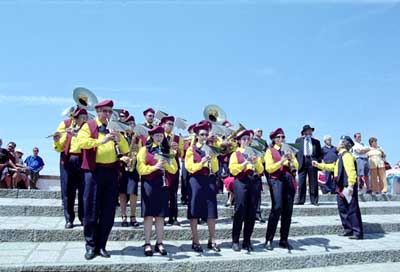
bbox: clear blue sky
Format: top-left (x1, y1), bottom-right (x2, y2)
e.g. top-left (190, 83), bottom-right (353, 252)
top-left (0, 0), bottom-right (399, 175)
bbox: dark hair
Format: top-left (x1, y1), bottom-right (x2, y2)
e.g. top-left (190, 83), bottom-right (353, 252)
top-left (369, 137), bottom-right (377, 146)
top-left (354, 133), bottom-right (361, 139)
top-left (146, 136), bottom-right (170, 154)
top-left (8, 142), bottom-right (16, 147)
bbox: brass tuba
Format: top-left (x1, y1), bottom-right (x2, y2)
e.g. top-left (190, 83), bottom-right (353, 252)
top-left (73, 87), bottom-right (98, 111)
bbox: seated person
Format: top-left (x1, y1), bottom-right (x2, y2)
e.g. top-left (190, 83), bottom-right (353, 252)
top-left (12, 149), bottom-right (29, 189)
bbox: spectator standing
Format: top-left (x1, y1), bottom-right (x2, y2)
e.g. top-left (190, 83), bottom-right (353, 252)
top-left (367, 137), bottom-right (388, 194)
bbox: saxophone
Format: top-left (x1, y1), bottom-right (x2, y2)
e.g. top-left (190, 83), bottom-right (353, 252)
top-left (125, 133), bottom-right (138, 172)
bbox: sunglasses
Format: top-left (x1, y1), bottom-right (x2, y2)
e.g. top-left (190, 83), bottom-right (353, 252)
top-left (275, 135), bottom-right (286, 139)
top-left (101, 109), bottom-right (113, 114)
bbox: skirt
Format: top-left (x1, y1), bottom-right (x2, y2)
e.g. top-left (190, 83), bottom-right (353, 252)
top-left (141, 175), bottom-right (169, 218)
top-left (119, 169), bottom-right (139, 196)
top-left (187, 175), bottom-right (218, 219)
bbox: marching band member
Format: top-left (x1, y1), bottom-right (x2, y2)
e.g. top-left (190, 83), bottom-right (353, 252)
top-left (53, 108), bottom-right (88, 229)
top-left (77, 100), bottom-right (129, 260)
top-left (160, 116), bottom-right (184, 226)
top-left (313, 136), bottom-right (363, 240)
top-left (185, 122), bottom-right (221, 253)
top-left (180, 123), bottom-right (196, 205)
top-left (136, 126), bottom-right (178, 257)
top-left (119, 115), bottom-right (142, 228)
top-left (142, 108), bottom-right (156, 129)
top-left (264, 128), bottom-right (298, 251)
top-left (229, 130), bottom-right (264, 252)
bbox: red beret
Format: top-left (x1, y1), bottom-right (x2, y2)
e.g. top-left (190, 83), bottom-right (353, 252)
top-left (148, 126), bottom-right (165, 136)
top-left (235, 130), bottom-right (252, 141)
top-left (249, 130), bottom-right (255, 136)
top-left (143, 107), bottom-right (155, 116)
top-left (188, 123), bottom-right (196, 133)
top-left (160, 116), bottom-right (175, 125)
top-left (194, 122), bottom-right (210, 134)
top-left (95, 100), bottom-right (114, 109)
top-left (125, 115), bottom-right (135, 123)
top-left (73, 108), bottom-right (88, 118)
top-left (119, 109), bottom-right (130, 118)
top-left (269, 128), bottom-right (285, 140)
top-left (198, 120), bottom-right (212, 131)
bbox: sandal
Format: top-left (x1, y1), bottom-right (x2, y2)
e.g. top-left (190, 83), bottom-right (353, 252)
top-left (130, 216), bottom-right (140, 227)
top-left (192, 242), bottom-right (203, 253)
top-left (144, 243), bottom-right (153, 257)
top-left (155, 242), bottom-right (168, 256)
top-left (121, 216), bottom-right (128, 227)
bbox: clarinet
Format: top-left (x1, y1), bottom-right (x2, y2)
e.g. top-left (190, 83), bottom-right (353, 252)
top-left (158, 143), bottom-right (168, 187)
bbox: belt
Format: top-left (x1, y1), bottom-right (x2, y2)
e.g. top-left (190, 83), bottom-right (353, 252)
top-left (96, 162), bottom-right (118, 168)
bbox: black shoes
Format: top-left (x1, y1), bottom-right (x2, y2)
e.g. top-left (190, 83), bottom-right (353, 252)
top-left (155, 243), bottom-right (168, 256)
top-left (121, 216), bottom-right (129, 227)
top-left (279, 241), bottom-right (293, 250)
top-left (242, 243), bottom-right (254, 252)
top-left (99, 248), bottom-right (111, 258)
top-left (192, 242), bottom-right (204, 253)
top-left (339, 231), bottom-right (354, 237)
top-left (264, 241), bottom-right (273, 251)
top-left (349, 235), bottom-right (364, 240)
top-left (84, 249), bottom-right (97, 260)
top-left (144, 244), bottom-right (153, 257)
top-left (207, 241), bottom-right (221, 252)
top-left (130, 216), bottom-right (140, 227)
top-left (256, 217), bottom-right (266, 224)
top-left (65, 222), bottom-right (73, 229)
top-left (232, 243), bottom-right (241, 252)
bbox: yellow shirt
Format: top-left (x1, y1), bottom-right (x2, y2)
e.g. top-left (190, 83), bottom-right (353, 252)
top-left (316, 148), bottom-right (357, 186)
top-left (165, 132), bottom-right (184, 158)
top-left (229, 147), bottom-right (264, 176)
top-left (77, 118), bottom-right (129, 164)
top-left (264, 145), bottom-right (299, 174)
top-left (136, 145), bottom-right (178, 176)
top-left (185, 142), bottom-right (219, 174)
top-left (53, 120), bottom-right (82, 154)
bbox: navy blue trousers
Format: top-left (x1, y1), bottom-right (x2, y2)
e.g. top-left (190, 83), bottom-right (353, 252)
top-left (180, 161), bottom-right (189, 203)
top-left (232, 175), bottom-right (259, 244)
top-left (60, 156), bottom-right (84, 224)
top-left (168, 173), bottom-right (179, 221)
top-left (83, 166), bottom-right (118, 251)
top-left (337, 183), bottom-right (363, 237)
top-left (266, 174), bottom-right (295, 243)
top-left (255, 176), bottom-right (263, 219)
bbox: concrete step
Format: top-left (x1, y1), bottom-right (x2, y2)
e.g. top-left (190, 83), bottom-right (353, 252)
top-left (1, 198), bottom-right (400, 218)
top-left (0, 214), bottom-right (399, 242)
top-left (1, 189), bottom-right (399, 202)
top-left (0, 233), bottom-right (399, 272)
top-left (269, 262), bottom-right (400, 272)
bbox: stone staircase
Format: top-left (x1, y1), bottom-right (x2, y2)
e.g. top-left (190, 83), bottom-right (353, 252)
top-left (0, 188), bottom-right (400, 271)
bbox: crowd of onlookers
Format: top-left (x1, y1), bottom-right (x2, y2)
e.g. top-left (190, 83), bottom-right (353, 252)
top-left (0, 138), bottom-right (45, 189)
top-left (319, 133), bottom-right (399, 195)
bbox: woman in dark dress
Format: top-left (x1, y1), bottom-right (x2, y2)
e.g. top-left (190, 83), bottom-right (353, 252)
top-left (136, 126), bottom-right (178, 256)
top-left (185, 122), bottom-right (220, 253)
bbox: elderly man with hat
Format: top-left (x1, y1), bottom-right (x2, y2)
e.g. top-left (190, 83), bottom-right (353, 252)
top-left (54, 108), bottom-right (89, 229)
top-left (77, 100), bottom-right (129, 260)
top-left (159, 115), bottom-right (184, 226)
top-left (264, 128), bottom-right (298, 251)
top-left (142, 108), bottom-right (156, 129)
top-left (294, 124), bottom-right (322, 206)
top-left (313, 136), bottom-right (363, 240)
top-left (229, 129), bottom-right (264, 252)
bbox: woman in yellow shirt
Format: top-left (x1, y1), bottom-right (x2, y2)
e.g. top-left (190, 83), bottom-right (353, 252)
top-left (229, 130), bottom-right (264, 252)
top-left (136, 126), bottom-right (178, 257)
top-left (264, 128), bottom-right (298, 251)
top-left (185, 122), bottom-right (220, 253)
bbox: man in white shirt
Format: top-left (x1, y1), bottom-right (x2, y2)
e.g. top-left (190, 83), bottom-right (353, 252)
top-left (351, 133), bottom-right (371, 193)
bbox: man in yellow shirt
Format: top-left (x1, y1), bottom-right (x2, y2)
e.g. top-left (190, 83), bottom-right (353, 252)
top-left (77, 100), bottom-right (129, 260)
top-left (313, 135), bottom-right (363, 240)
top-left (53, 108), bottom-right (88, 229)
top-left (142, 107), bottom-right (156, 129)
